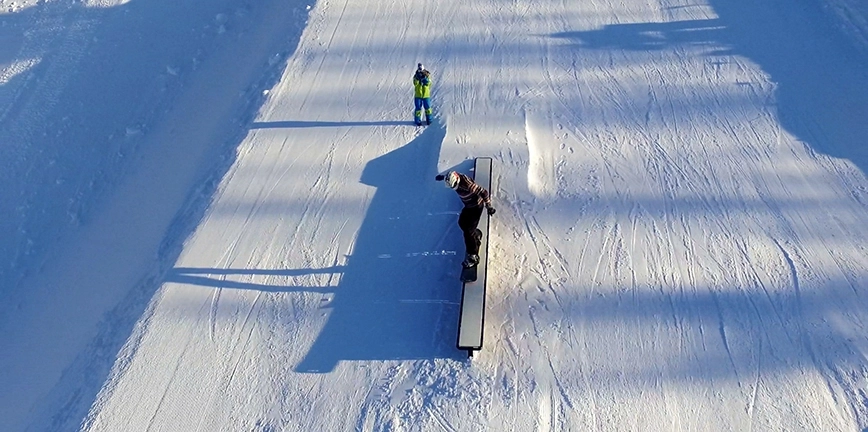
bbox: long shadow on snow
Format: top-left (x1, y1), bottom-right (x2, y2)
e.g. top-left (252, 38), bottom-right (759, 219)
top-left (168, 267), bottom-right (345, 293)
top-left (295, 122), bottom-right (468, 373)
top-left (552, 0), bottom-right (868, 177)
top-left (252, 120), bottom-right (413, 128)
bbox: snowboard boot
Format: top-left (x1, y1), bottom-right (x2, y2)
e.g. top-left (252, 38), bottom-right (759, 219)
top-left (462, 254), bottom-right (480, 268)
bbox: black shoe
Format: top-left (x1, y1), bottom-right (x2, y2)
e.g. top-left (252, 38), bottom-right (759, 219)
top-left (426, 118), bottom-right (432, 125)
top-left (462, 254), bottom-right (479, 268)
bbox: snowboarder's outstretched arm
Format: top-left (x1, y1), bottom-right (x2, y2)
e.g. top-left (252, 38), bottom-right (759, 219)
top-left (435, 172), bottom-right (496, 215)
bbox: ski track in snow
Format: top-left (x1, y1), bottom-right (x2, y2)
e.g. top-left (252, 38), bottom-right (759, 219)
top-left (1, 0), bottom-right (868, 430)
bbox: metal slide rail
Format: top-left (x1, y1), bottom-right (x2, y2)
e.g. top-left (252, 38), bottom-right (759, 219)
top-left (456, 157), bottom-right (492, 357)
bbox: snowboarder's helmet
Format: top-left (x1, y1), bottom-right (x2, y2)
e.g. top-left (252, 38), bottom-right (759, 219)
top-left (444, 171), bottom-right (459, 189)
top-left (417, 63), bottom-right (424, 71)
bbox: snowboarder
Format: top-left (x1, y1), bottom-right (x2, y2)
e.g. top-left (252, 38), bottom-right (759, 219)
top-left (435, 170), bottom-right (496, 268)
top-left (413, 63), bottom-right (432, 126)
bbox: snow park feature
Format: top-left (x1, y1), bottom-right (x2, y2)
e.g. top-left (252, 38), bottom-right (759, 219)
top-left (456, 157), bottom-right (494, 358)
top-left (1, 0), bottom-right (868, 430)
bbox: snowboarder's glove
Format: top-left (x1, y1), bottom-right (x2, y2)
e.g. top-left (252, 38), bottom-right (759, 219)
top-left (487, 206), bottom-right (496, 216)
top-left (435, 174), bottom-right (445, 181)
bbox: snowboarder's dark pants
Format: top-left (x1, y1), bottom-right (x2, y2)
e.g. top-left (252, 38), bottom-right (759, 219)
top-left (458, 205), bottom-right (484, 255)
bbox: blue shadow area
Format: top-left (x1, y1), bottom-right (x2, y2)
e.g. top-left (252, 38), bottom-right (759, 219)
top-left (0, 0), bottom-right (314, 430)
top-left (552, 0), bottom-right (868, 176)
top-left (295, 122), bottom-right (468, 373)
top-left (0, 0), bottom-right (251, 290)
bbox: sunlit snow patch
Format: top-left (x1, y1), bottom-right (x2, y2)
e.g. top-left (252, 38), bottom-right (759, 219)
top-left (525, 111), bottom-right (559, 200)
top-left (0, 57), bottom-right (39, 85)
top-left (0, 0), bottom-right (40, 14)
top-left (81, 0), bottom-right (133, 8)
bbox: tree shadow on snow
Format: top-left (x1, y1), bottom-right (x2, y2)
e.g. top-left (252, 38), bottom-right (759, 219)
top-left (524, 276), bottom-right (868, 424)
top-left (294, 122), bottom-right (472, 373)
top-left (551, 0), bottom-right (868, 177)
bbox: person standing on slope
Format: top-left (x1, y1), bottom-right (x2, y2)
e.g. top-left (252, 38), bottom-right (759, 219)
top-left (435, 171), bottom-right (496, 268)
top-left (413, 63), bottom-right (433, 126)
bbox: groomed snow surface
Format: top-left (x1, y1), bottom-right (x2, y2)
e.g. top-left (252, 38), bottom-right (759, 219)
top-left (2, 0), bottom-right (868, 430)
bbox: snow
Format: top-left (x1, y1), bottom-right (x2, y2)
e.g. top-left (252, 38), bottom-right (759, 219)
top-left (1, 0), bottom-right (867, 430)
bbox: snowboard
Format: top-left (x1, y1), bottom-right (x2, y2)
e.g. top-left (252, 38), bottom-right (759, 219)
top-left (461, 265), bottom-right (478, 282)
top-left (460, 229), bottom-right (483, 282)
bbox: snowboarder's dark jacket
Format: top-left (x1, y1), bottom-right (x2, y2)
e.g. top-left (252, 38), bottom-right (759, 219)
top-left (455, 173), bottom-right (492, 209)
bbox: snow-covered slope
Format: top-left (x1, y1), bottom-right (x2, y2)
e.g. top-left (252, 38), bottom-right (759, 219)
top-left (2, 0), bottom-right (868, 430)
top-left (0, 0), bottom-right (312, 430)
top-left (821, 0), bottom-right (868, 51)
